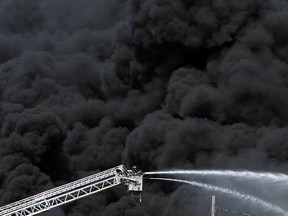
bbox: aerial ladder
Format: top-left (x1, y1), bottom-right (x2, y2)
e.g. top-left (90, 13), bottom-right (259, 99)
top-left (0, 165), bottom-right (144, 216)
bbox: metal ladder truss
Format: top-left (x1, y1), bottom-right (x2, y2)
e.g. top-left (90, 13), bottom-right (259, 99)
top-left (3, 176), bottom-right (120, 216)
top-left (0, 165), bottom-right (127, 216)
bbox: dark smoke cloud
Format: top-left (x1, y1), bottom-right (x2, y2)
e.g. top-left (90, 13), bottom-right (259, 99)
top-left (1, 0), bottom-right (288, 215)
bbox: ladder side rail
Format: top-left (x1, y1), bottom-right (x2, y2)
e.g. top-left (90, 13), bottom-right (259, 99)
top-left (0, 168), bottom-right (114, 211)
top-left (0, 166), bottom-right (126, 216)
top-left (0, 173), bottom-right (111, 215)
top-left (0, 167), bottom-right (117, 210)
top-left (0, 172), bottom-right (118, 215)
top-left (121, 166), bottom-right (129, 176)
top-left (3, 176), bottom-right (121, 216)
top-left (0, 165), bottom-right (124, 212)
top-left (39, 172), bottom-right (116, 199)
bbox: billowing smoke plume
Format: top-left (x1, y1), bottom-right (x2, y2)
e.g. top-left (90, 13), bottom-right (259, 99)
top-left (1, 0), bottom-right (288, 215)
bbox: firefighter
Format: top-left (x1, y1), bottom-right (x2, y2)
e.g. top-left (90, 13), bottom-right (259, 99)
top-left (132, 166), bottom-right (142, 175)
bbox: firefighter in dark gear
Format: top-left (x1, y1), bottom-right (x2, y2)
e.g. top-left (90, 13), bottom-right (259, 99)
top-left (132, 166), bottom-right (142, 175)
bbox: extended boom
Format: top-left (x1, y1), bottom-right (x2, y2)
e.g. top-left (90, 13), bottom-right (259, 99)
top-left (0, 165), bottom-right (144, 216)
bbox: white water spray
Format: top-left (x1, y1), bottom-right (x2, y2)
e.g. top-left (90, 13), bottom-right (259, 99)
top-left (149, 177), bottom-right (288, 216)
top-left (146, 170), bottom-right (288, 182)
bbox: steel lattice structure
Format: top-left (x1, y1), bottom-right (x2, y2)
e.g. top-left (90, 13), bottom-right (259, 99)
top-left (0, 165), bottom-right (144, 216)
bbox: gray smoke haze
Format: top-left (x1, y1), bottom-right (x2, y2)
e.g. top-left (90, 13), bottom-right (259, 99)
top-left (1, 0), bottom-right (288, 215)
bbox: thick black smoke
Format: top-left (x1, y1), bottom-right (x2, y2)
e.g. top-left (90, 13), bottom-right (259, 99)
top-left (1, 0), bottom-right (288, 215)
